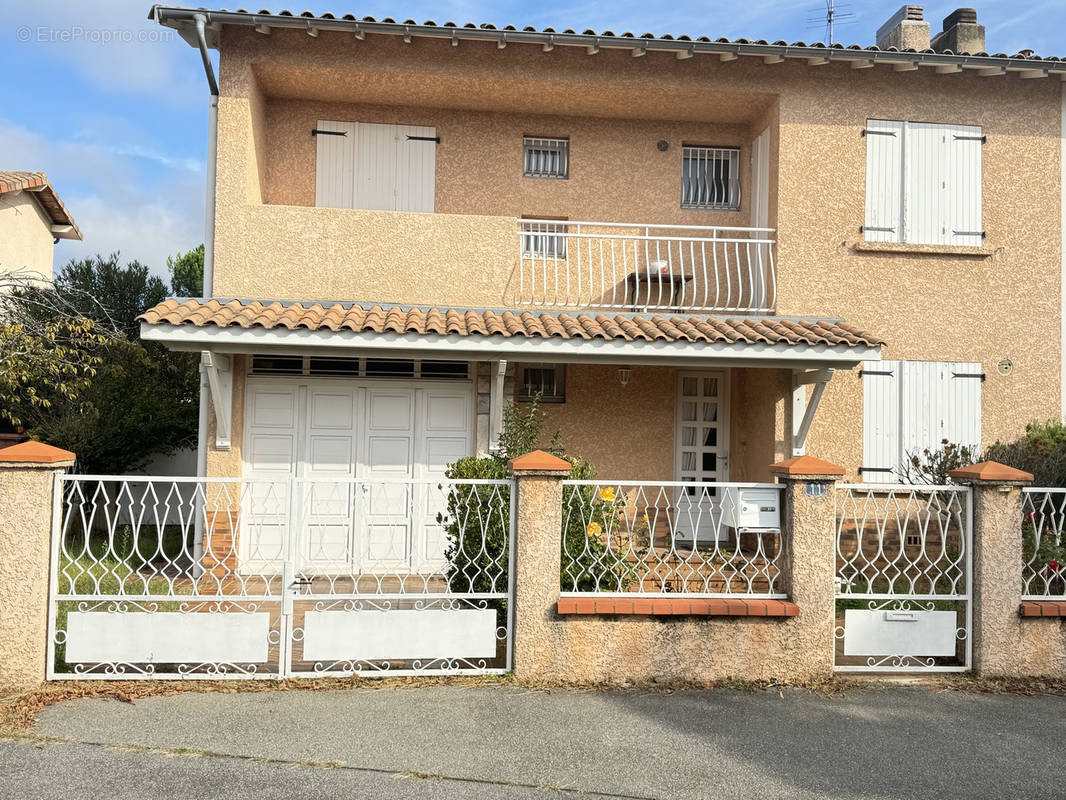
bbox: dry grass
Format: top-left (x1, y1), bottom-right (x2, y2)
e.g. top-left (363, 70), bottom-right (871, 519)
top-left (7, 671), bottom-right (1066, 739)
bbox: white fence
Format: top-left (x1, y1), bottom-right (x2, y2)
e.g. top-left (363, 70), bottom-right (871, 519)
top-left (49, 476), bottom-right (513, 679)
top-left (559, 481), bottom-right (785, 597)
top-left (1021, 489), bottom-right (1066, 598)
top-left (518, 220), bottom-right (776, 313)
top-left (834, 484), bottom-right (972, 672)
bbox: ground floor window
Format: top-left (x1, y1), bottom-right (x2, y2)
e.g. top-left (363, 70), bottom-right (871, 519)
top-left (517, 363), bottom-right (566, 403)
top-left (861, 359), bottom-right (982, 482)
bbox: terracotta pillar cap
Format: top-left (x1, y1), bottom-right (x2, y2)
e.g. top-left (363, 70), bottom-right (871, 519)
top-left (508, 450), bottom-right (571, 473)
top-left (0, 441), bottom-right (76, 465)
top-left (948, 461), bottom-right (1034, 483)
top-left (768, 455), bottom-right (845, 478)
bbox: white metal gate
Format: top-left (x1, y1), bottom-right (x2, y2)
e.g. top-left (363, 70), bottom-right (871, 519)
top-left (834, 483), bottom-right (972, 672)
top-left (48, 475), bottom-right (513, 679)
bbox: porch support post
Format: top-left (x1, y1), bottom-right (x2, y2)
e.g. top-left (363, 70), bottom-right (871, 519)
top-left (948, 461), bottom-right (1044, 676)
top-left (489, 359), bottom-right (507, 453)
top-left (770, 454), bottom-right (844, 678)
top-left (0, 442), bottom-right (76, 689)
top-left (791, 368), bottom-right (834, 457)
top-left (202, 350), bottom-right (232, 450)
top-left (509, 450), bottom-right (571, 681)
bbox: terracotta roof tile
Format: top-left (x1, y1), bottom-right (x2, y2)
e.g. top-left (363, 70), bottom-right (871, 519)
top-left (138, 298), bottom-right (884, 349)
top-left (0, 171), bottom-right (81, 239)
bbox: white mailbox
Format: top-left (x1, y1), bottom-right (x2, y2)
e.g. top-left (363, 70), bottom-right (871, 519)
top-left (723, 487), bottom-right (781, 530)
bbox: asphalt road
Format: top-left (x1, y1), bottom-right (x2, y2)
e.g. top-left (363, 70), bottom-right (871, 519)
top-left (4, 684), bottom-right (1065, 799)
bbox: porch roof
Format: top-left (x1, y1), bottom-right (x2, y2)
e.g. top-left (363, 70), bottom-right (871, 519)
top-left (139, 298), bottom-right (883, 368)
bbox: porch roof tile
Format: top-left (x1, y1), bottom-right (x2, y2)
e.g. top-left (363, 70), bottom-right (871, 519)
top-left (139, 298), bottom-right (884, 348)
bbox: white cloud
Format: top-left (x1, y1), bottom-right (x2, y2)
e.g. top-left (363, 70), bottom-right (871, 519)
top-left (0, 119), bottom-right (204, 279)
top-left (10, 0), bottom-right (206, 104)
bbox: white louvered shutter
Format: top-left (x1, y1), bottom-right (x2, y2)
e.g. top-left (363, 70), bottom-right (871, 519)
top-left (314, 120), bottom-right (357, 209)
top-left (862, 361), bottom-right (899, 482)
top-left (864, 360), bottom-right (982, 482)
top-left (352, 122), bottom-right (436, 213)
top-left (943, 362), bottom-right (982, 451)
top-left (947, 126), bottom-right (983, 247)
top-left (864, 119), bottom-right (904, 242)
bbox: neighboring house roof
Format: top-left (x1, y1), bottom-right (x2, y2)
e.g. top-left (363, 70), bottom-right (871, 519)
top-left (150, 6), bottom-right (1065, 78)
top-left (140, 298), bottom-right (882, 348)
top-left (0, 171), bottom-right (82, 240)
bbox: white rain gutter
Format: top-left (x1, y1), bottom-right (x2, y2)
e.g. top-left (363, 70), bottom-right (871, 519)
top-left (150, 6), bottom-right (1066, 80)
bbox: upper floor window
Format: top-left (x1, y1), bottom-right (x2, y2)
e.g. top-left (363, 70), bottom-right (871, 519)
top-left (864, 119), bottom-right (983, 246)
top-left (523, 137), bottom-right (569, 179)
top-left (314, 120), bottom-right (436, 213)
top-left (520, 219), bottom-right (568, 259)
top-left (681, 146), bottom-right (740, 211)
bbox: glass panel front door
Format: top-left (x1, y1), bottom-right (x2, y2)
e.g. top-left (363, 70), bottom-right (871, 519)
top-left (675, 371), bottom-right (729, 542)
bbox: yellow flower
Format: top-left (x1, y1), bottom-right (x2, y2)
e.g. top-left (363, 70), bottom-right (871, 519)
top-left (598, 487), bottom-right (616, 503)
top-left (642, 513), bottom-right (650, 523)
top-left (586, 522), bottom-right (603, 537)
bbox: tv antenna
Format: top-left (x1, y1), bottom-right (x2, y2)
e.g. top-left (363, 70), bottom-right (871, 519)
top-left (806, 0), bottom-right (856, 44)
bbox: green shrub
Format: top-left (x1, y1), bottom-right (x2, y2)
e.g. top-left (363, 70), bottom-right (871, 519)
top-left (985, 421), bottom-right (1066, 487)
top-left (899, 439), bottom-right (980, 485)
top-left (440, 393), bottom-right (639, 593)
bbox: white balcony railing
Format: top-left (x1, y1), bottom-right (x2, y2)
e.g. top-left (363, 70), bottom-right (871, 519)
top-left (518, 220), bottom-right (776, 314)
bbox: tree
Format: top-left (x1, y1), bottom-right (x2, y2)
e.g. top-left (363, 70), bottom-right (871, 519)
top-left (167, 244), bottom-right (204, 297)
top-left (0, 269), bottom-right (111, 428)
top-left (19, 250), bottom-right (203, 473)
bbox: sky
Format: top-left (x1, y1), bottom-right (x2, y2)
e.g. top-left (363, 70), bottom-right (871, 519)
top-left (2, 0), bottom-right (1063, 278)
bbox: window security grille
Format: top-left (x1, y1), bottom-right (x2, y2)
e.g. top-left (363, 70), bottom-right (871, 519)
top-left (520, 221), bottom-right (568, 259)
top-left (251, 356), bottom-right (469, 380)
top-left (523, 137), bottom-right (569, 179)
top-left (681, 146), bottom-right (741, 211)
top-left (518, 363), bottom-right (566, 403)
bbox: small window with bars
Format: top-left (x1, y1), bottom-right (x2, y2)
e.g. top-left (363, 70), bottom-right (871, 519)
top-left (520, 220), bottom-right (568, 259)
top-left (517, 363), bottom-right (566, 403)
top-left (523, 137), bottom-right (569, 179)
top-left (681, 146), bottom-right (740, 210)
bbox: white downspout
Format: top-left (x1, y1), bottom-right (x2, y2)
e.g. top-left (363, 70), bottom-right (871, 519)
top-left (193, 13), bottom-right (220, 570)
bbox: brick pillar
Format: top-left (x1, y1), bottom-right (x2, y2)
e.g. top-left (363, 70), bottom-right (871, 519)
top-left (948, 461), bottom-right (1035, 675)
top-left (509, 450), bottom-right (571, 681)
top-left (0, 442), bottom-right (76, 688)
top-left (769, 455), bottom-right (844, 679)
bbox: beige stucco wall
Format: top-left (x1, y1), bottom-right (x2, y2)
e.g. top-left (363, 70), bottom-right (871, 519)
top-left (969, 479), bottom-right (1066, 675)
top-left (513, 469), bottom-right (835, 684)
top-left (0, 191), bottom-right (55, 279)
top-left (0, 462), bottom-right (71, 688)
top-left (207, 28), bottom-right (1063, 476)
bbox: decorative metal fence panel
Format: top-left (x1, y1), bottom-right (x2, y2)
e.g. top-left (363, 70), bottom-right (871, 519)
top-left (1021, 489), bottom-right (1066, 598)
top-left (48, 476), bottom-right (513, 680)
top-left (560, 481), bottom-right (785, 597)
top-left (834, 484), bottom-right (972, 673)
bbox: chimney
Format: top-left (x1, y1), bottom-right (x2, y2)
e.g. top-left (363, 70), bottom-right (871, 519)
top-left (931, 8), bottom-right (986, 54)
top-left (876, 5), bottom-right (930, 51)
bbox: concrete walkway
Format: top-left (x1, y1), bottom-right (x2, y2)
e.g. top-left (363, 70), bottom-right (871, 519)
top-left (6, 684), bottom-right (1066, 799)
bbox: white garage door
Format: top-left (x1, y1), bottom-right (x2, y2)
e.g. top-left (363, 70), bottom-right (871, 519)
top-left (242, 378), bottom-right (473, 572)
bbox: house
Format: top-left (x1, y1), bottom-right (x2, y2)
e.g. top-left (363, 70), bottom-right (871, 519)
top-left (0, 171), bottom-right (81, 281)
top-left (139, 4), bottom-right (1063, 564)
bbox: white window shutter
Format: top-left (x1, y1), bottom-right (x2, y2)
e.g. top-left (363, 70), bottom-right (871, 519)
top-left (314, 120), bottom-right (357, 209)
top-left (947, 125), bottom-right (983, 247)
top-left (943, 362), bottom-right (982, 452)
top-left (352, 122), bottom-right (436, 213)
top-left (903, 123), bottom-right (950, 245)
top-left (899, 360), bottom-right (945, 460)
top-left (862, 361), bottom-right (899, 482)
top-left (864, 120), bottom-right (904, 242)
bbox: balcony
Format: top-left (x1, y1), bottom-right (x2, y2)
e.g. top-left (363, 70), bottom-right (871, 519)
top-left (213, 205), bottom-right (777, 315)
top-left (517, 221), bottom-right (776, 314)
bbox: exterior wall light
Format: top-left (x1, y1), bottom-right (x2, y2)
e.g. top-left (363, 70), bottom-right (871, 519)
top-left (618, 366), bottom-right (632, 386)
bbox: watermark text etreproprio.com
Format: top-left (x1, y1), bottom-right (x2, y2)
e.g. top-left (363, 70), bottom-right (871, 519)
top-left (16, 26), bottom-right (175, 44)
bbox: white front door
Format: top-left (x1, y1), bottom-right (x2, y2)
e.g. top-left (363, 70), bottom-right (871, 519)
top-left (674, 370), bottom-right (731, 542)
top-left (242, 378), bottom-right (472, 573)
